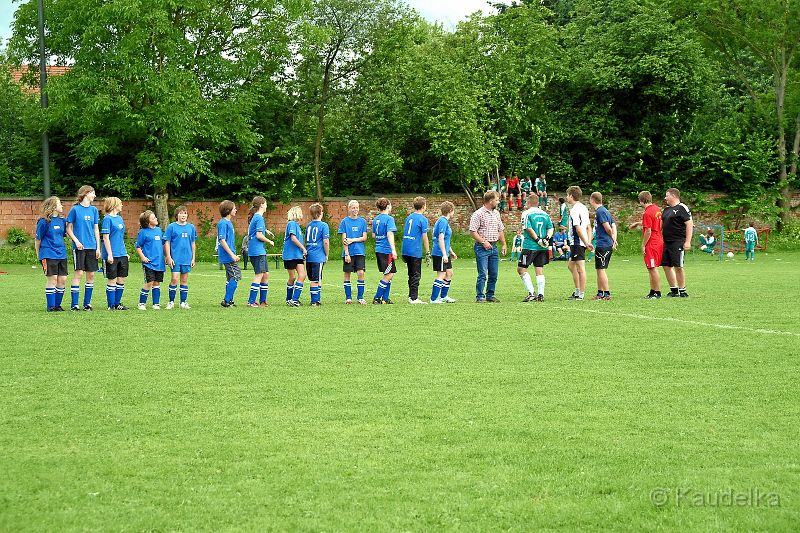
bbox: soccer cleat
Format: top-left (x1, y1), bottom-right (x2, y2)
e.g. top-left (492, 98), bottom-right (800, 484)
top-left (603, 295), bottom-right (612, 301)
top-left (70, 306), bottom-right (81, 311)
top-left (152, 304), bottom-right (161, 310)
top-left (430, 298), bottom-right (445, 304)
top-left (179, 302), bottom-right (191, 309)
top-left (645, 293), bottom-right (661, 299)
top-left (345, 299), bottom-right (353, 304)
top-left (310, 301), bottom-right (321, 307)
top-left (591, 295), bottom-right (605, 300)
top-left (287, 300), bottom-right (300, 307)
top-left (523, 293), bottom-right (537, 303)
top-left (115, 304), bottom-right (129, 311)
top-left (372, 298), bottom-right (383, 305)
top-left (107, 306), bottom-right (116, 311)
top-left (666, 292), bottom-right (679, 298)
top-left (83, 304), bottom-right (93, 311)
top-left (357, 299), bottom-right (368, 305)
top-left (247, 303), bottom-right (260, 308)
top-left (442, 296), bottom-right (456, 303)
top-left (138, 303), bottom-right (147, 311)
top-left (476, 297), bottom-right (486, 303)
top-left (259, 302), bottom-right (268, 308)
top-left (382, 299), bottom-right (394, 304)
top-left (535, 294), bottom-right (544, 302)
top-left (486, 296), bottom-right (500, 303)
top-left (220, 300), bottom-right (232, 308)
top-left (566, 294), bottom-right (579, 300)
top-left (408, 298), bottom-right (427, 304)
top-left (46, 307), bottom-right (56, 312)
top-left (53, 306), bottom-right (65, 312)
top-left (166, 301), bottom-right (175, 309)
top-left (679, 291), bottom-right (689, 298)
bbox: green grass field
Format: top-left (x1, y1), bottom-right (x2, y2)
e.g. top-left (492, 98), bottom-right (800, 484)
top-left (1, 251), bottom-right (799, 531)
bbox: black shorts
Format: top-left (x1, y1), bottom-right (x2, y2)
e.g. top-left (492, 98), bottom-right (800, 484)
top-left (41, 258), bottom-right (68, 277)
top-left (284, 258), bottom-right (305, 270)
top-left (594, 248), bottom-right (613, 269)
top-left (569, 245), bottom-right (586, 261)
top-left (661, 242), bottom-right (685, 268)
top-left (105, 256), bottom-right (129, 279)
top-left (143, 266), bottom-right (165, 283)
top-left (307, 262), bottom-right (325, 282)
top-left (343, 255), bottom-right (366, 272)
top-left (376, 252), bottom-right (397, 274)
top-left (432, 255), bottom-right (452, 272)
top-left (223, 262), bottom-right (242, 282)
top-left (518, 249), bottom-right (549, 268)
top-left (73, 248), bottom-right (99, 272)
top-left (507, 187), bottom-right (520, 195)
top-left (250, 255), bottom-right (269, 274)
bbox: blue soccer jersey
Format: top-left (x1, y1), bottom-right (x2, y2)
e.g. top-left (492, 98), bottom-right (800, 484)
top-left (66, 203), bottom-right (100, 249)
top-left (135, 227), bottom-right (166, 271)
top-left (165, 222), bottom-right (197, 265)
top-left (372, 213), bottom-right (397, 254)
top-left (283, 220), bottom-right (305, 260)
top-left (306, 220), bottom-right (330, 263)
top-left (217, 218), bottom-right (237, 263)
top-left (401, 212), bottom-right (429, 258)
top-left (248, 213), bottom-right (267, 257)
top-left (594, 206), bottom-right (615, 248)
top-left (431, 216), bottom-right (452, 257)
top-left (35, 216), bottom-right (67, 260)
top-left (100, 214), bottom-right (127, 259)
top-left (337, 216), bottom-right (367, 257)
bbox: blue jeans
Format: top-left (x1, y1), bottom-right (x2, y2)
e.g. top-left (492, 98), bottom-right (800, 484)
top-left (475, 244), bottom-right (499, 299)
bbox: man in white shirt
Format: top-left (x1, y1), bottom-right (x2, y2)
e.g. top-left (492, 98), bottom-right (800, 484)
top-left (565, 186), bottom-right (594, 300)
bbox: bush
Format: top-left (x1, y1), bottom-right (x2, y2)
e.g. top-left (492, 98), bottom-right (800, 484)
top-left (6, 227), bottom-right (30, 245)
top-left (0, 243), bottom-right (37, 263)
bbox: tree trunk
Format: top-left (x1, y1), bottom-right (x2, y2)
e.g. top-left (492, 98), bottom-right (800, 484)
top-left (790, 111), bottom-right (800, 179)
top-left (155, 188), bottom-right (169, 231)
top-left (774, 63), bottom-right (790, 232)
top-left (461, 179), bottom-right (478, 211)
top-left (313, 70), bottom-right (331, 203)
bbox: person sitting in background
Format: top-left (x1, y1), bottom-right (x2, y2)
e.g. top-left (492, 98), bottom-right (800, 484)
top-left (552, 227), bottom-right (569, 260)
top-left (699, 228), bottom-right (717, 255)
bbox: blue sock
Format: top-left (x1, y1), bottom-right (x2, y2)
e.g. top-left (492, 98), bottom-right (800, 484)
top-left (384, 281), bottom-right (392, 301)
top-left (343, 281), bottom-right (352, 300)
top-left (169, 284), bottom-right (177, 302)
top-left (249, 283), bottom-right (259, 305)
top-left (260, 283), bottom-right (268, 304)
top-left (106, 283), bottom-right (117, 308)
top-left (84, 283), bottom-right (94, 306)
top-left (286, 283), bottom-right (293, 302)
top-left (310, 285), bottom-right (320, 303)
top-left (152, 287), bottom-right (161, 305)
top-left (140, 289), bottom-right (150, 305)
top-left (292, 282), bottom-right (304, 302)
top-left (70, 284), bottom-right (80, 308)
top-left (55, 287), bottom-right (65, 307)
top-left (441, 281), bottom-right (451, 299)
top-left (180, 285), bottom-right (188, 304)
top-left (357, 280), bottom-right (365, 300)
top-left (225, 279), bottom-right (238, 303)
top-left (45, 288), bottom-right (56, 309)
top-left (115, 283), bottom-right (125, 306)
top-left (431, 280), bottom-right (443, 301)
top-left (375, 281), bottom-right (387, 300)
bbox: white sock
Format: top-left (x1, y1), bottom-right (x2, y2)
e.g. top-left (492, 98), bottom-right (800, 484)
top-left (521, 272), bottom-right (535, 294)
top-left (536, 275), bottom-right (545, 295)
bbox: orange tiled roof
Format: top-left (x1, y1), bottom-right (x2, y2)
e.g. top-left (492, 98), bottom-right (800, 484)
top-left (7, 65), bottom-right (70, 93)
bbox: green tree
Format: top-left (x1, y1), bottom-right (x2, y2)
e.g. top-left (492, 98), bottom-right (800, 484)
top-left (0, 63), bottom-right (43, 196)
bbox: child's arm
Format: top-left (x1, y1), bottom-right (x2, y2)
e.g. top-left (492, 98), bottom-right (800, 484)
top-left (423, 233), bottom-right (430, 256)
top-left (191, 241), bottom-right (196, 267)
top-left (218, 238), bottom-right (239, 262)
top-left (66, 222), bottom-right (83, 250)
top-left (323, 238), bottom-right (330, 261)
top-left (164, 240), bottom-right (174, 268)
top-left (290, 234), bottom-right (307, 256)
top-left (94, 224), bottom-right (102, 259)
top-left (103, 234), bottom-right (114, 263)
top-left (438, 233), bottom-right (447, 257)
top-left (388, 231), bottom-right (397, 259)
top-left (341, 234), bottom-right (351, 263)
top-left (135, 245), bottom-right (149, 263)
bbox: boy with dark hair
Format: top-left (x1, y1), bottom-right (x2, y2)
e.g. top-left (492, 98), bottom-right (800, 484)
top-left (589, 192), bottom-right (617, 300)
top-left (164, 205), bottom-right (197, 309)
top-left (217, 200), bottom-right (241, 307)
top-left (135, 210), bottom-right (165, 310)
top-left (65, 185), bottom-right (101, 311)
top-left (372, 197), bottom-right (398, 304)
top-left (402, 196), bottom-right (430, 304)
top-left (306, 203), bottom-right (330, 306)
top-left (430, 201), bottom-right (458, 303)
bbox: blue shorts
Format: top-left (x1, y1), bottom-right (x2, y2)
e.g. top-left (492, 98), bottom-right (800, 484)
top-left (307, 262), bottom-right (325, 282)
top-left (171, 264), bottom-right (192, 274)
top-left (250, 255), bottom-right (269, 274)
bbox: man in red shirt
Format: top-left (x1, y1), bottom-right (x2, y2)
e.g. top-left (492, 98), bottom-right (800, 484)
top-left (632, 190), bottom-right (664, 299)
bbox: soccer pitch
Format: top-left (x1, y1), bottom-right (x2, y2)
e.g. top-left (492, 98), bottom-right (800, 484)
top-left (1, 252), bottom-right (798, 531)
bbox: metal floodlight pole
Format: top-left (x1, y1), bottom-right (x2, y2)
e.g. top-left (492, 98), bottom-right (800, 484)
top-left (37, 0), bottom-right (50, 198)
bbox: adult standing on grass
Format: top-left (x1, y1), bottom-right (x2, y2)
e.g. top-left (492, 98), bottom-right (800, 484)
top-left (632, 191), bottom-right (664, 299)
top-left (65, 185), bottom-right (101, 311)
top-left (469, 191), bottom-right (507, 303)
top-left (588, 192), bottom-right (616, 300)
top-left (565, 186), bottom-right (593, 300)
top-left (661, 188), bottom-right (693, 298)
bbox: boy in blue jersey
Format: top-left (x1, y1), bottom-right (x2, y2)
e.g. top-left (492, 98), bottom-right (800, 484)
top-left (101, 197), bottom-right (130, 310)
top-left (589, 192), bottom-right (617, 300)
top-left (135, 210), bottom-right (165, 310)
top-left (164, 205), bottom-right (197, 309)
top-left (35, 196), bottom-right (68, 311)
top-left (338, 200), bottom-right (369, 304)
top-left (217, 200), bottom-right (241, 307)
top-left (65, 185), bottom-right (101, 310)
top-left (430, 201), bottom-right (458, 303)
top-left (283, 206), bottom-right (307, 306)
top-left (305, 203), bottom-right (330, 306)
top-left (401, 196), bottom-right (430, 304)
top-left (552, 227), bottom-right (569, 259)
top-left (247, 196), bottom-right (275, 307)
top-left (372, 197), bottom-right (398, 304)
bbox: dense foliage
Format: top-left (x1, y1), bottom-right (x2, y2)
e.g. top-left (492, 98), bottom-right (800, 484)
top-left (2, 0), bottom-right (798, 224)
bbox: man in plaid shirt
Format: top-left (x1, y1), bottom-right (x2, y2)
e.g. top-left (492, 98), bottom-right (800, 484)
top-left (469, 191), bottom-right (508, 302)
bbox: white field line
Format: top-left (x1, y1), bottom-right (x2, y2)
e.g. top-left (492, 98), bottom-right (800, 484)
top-left (554, 306), bottom-right (800, 338)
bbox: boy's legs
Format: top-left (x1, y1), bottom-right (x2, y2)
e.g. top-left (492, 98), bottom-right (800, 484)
top-left (179, 272), bottom-right (190, 306)
top-left (356, 269), bottom-right (366, 302)
top-left (343, 270), bottom-right (352, 301)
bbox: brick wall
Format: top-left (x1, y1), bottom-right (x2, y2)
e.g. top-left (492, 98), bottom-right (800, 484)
top-left (3, 191), bottom-right (799, 240)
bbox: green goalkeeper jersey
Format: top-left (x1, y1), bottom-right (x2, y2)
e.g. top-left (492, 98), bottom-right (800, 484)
top-left (744, 227), bottom-right (757, 243)
top-left (523, 208), bottom-right (554, 251)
